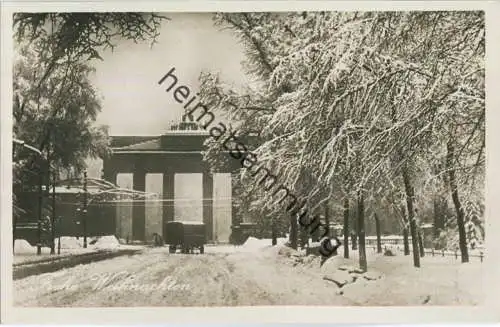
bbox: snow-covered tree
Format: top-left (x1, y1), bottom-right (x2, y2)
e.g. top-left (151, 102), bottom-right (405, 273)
top-left (196, 11), bottom-right (484, 269)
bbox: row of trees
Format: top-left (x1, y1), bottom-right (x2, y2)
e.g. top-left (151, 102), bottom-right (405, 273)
top-left (199, 12), bottom-right (485, 271)
top-left (12, 13), bottom-right (168, 253)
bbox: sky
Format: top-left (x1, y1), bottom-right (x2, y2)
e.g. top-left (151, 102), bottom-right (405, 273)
top-left (90, 13), bottom-right (248, 136)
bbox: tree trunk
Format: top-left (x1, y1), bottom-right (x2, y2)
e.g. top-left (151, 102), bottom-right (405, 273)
top-left (271, 218), bottom-right (277, 246)
top-left (49, 144), bottom-right (56, 255)
top-left (418, 230), bottom-right (425, 257)
top-left (45, 168), bottom-right (52, 252)
top-left (83, 170), bottom-right (88, 249)
top-left (433, 197), bottom-right (447, 239)
top-left (374, 213), bottom-right (382, 253)
top-left (324, 203), bottom-right (330, 239)
top-left (343, 198), bottom-right (349, 258)
top-left (13, 202), bottom-right (18, 253)
top-left (351, 231), bottom-right (357, 250)
top-left (289, 213), bottom-right (298, 250)
top-left (433, 162), bottom-right (448, 240)
top-left (50, 171), bottom-right (56, 255)
top-left (357, 191), bottom-right (367, 272)
top-left (446, 141), bottom-right (469, 263)
top-left (433, 198), bottom-right (440, 239)
top-left (37, 160), bottom-right (43, 256)
top-left (299, 223), bottom-right (309, 249)
top-left (402, 167), bottom-right (421, 268)
top-left (351, 207), bottom-right (358, 250)
top-left (401, 204), bottom-right (410, 255)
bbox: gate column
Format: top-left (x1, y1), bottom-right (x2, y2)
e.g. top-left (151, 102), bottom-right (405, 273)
top-left (231, 171), bottom-right (240, 227)
top-left (162, 171), bottom-right (175, 235)
top-left (203, 172), bottom-right (213, 241)
top-left (132, 170), bottom-right (146, 241)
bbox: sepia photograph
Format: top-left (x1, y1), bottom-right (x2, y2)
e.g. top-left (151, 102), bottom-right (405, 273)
top-left (1, 1), bottom-right (499, 324)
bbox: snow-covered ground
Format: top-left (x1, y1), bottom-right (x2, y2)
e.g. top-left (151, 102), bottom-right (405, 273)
top-left (13, 237), bottom-right (483, 307)
top-left (205, 237), bottom-right (288, 254)
top-left (13, 236), bottom-right (143, 265)
top-left (320, 245), bottom-right (484, 305)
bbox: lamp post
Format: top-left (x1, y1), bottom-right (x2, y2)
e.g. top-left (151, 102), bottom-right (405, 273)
top-left (50, 168), bottom-right (57, 255)
top-left (83, 170), bottom-right (88, 248)
top-left (36, 158), bottom-right (44, 255)
top-left (48, 129), bottom-right (57, 255)
top-left (57, 215), bottom-right (62, 254)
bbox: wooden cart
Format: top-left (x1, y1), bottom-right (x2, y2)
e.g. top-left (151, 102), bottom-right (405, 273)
top-left (164, 221), bottom-right (206, 254)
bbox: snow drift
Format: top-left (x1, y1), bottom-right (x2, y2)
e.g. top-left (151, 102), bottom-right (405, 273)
top-left (14, 239), bottom-right (35, 254)
top-left (93, 235), bottom-right (120, 249)
top-left (241, 237), bottom-right (288, 251)
top-left (242, 237), bottom-right (268, 250)
top-left (59, 236), bottom-right (83, 249)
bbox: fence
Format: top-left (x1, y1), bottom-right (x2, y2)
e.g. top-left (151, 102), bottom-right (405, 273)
top-left (366, 243), bottom-right (485, 263)
top-left (365, 235), bottom-right (411, 246)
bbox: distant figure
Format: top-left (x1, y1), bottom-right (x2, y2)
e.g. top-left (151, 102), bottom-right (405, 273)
top-left (152, 233), bottom-right (164, 247)
top-left (384, 246), bottom-right (396, 256)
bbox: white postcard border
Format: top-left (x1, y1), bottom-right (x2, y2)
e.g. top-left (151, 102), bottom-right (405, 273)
top-left (1, 1), bottom-right (499, 324)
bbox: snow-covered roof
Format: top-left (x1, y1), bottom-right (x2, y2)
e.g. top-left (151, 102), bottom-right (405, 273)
top-left (114, 138), bottom-right (161, 150)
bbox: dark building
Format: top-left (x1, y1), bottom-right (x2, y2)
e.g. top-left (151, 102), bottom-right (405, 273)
top-left (102, 121), bottom-right (241, 243)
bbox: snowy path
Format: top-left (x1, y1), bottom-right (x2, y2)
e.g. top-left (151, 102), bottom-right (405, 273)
top-left (13, 245), bottom-right (353, 307)
top-left (13, 243), bottom-right (483, 307)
